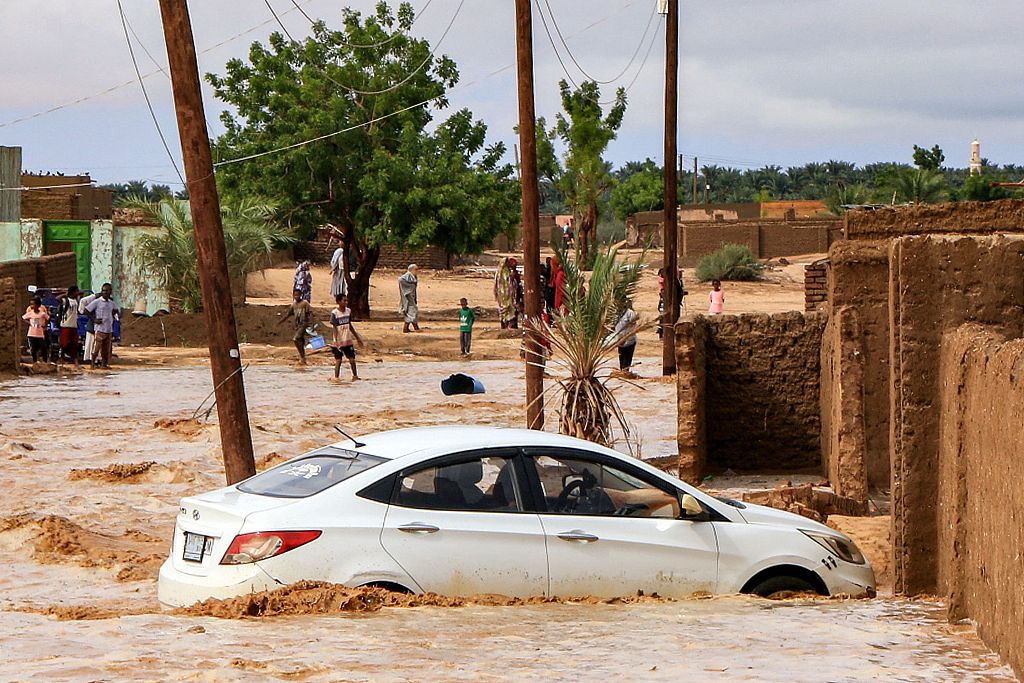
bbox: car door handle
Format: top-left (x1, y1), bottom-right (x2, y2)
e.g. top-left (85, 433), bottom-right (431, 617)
top-left (557, 530), bottom-right (599, 543)
top-left (398, 523), bottom-right (439, 534)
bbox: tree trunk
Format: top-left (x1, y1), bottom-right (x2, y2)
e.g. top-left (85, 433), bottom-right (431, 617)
top-left (340, 227), bottom-right (379, 321)
top-left (579, 201), bottom-right (598, 267)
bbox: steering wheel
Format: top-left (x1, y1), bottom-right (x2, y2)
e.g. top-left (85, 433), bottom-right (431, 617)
top-left (613, 502), bottom-right (649, 517)
top-left (554, 478), bottom-right (589, 513)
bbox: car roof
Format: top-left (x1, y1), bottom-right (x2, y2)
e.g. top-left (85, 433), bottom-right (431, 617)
top-left (324, 425), bottom-right (615, 462)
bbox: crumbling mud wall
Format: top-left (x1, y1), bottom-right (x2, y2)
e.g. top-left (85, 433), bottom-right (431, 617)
top-left (676, 312), bottom-right (825, 477)
top-left (819, 306), bottom-right (867, 501)
top-left (675, 319), bottom-right (706, 483)
top-left (819, 241), bottom-right (890, 492)
top-left (937, 325), bottom-right (1024, 677)
top-left (889, 235), bottom-right (1024, 596)
top-left (845, 199), bottom-right (1024, 240)
top-left (0, 277), bottom-right (17, 372)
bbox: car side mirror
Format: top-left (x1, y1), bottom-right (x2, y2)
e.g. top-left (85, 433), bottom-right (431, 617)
top-left (680, 493), bottom-right (707, 520)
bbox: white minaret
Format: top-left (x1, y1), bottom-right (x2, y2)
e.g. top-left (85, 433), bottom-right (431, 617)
top-left (970, 139), bottom-right (982, 175)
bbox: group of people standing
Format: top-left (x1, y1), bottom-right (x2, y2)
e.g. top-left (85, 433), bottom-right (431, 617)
top-left (21, 283), bottom-right (119, 368)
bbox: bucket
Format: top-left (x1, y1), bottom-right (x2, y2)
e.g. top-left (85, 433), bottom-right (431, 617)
top-left (307, 335), bottom-right (326, 351)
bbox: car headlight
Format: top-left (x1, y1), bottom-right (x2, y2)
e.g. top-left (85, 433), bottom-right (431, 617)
top-left (801, 530), bottom-right (866, 565)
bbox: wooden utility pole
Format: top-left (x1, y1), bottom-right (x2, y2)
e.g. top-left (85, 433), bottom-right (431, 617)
top-left (159, 0), bottom-right (256, 484)
top-left (515, 0), bottom-right (544, 429)
top-left (661, 0), bottom-right (679, 375)
top-left (693, 156), bottom-right (699, 205)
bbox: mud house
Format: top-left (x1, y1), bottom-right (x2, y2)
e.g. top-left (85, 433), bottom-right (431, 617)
top-left (676, 199), bottom-right (1024, 676)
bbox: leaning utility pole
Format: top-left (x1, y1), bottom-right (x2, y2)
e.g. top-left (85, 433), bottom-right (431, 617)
top-left (159, 0), bottom-right (256, 484)
top-left (661, 0), bottom-right (679, 375)
top-left (515, 0), bottom-right (544, 430)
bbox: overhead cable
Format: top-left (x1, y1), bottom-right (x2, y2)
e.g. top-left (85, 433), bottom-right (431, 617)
top-left (116, 0), bottom-right (185, 186)
top-left (0, 0), bottom-right (317, 129)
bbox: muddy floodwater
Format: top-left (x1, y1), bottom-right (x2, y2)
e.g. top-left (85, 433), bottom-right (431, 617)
top-left (0, 362), bottom-right (1017, 681)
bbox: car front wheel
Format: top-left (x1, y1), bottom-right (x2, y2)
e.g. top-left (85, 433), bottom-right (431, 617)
top-left (748, 575), bottom-right (819, 599)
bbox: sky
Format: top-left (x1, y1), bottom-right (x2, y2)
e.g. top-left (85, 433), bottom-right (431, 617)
top-left (1, 0), bottom-right (1022, 188)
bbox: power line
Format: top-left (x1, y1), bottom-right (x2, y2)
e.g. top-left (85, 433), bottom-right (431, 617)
top-left (116, 0), bottom-right (185, 186)
top-left (263, 0), bottom-right (296, 42)
top-left (0, 0), bottom-right (318, 130)
top-left (541, 0), bottom-right (656, 85)
top-left (289, 0), bottom-right (438, 49)
top-left (264, 0), bottom-right (465, 97)
top-left (0, 181), bottom-right (95, 193)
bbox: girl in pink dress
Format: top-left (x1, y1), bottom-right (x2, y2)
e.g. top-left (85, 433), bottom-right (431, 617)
top-left (708, 279), bottom-right (725, 314)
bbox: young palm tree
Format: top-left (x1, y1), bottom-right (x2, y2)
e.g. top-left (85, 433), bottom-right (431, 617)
top-left (128, 196), bottom-right (294, 313)
top-left (527, 244), bottom-right (647, 448)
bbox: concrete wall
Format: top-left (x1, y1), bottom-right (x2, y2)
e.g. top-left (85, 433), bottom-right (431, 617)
top-left (936, 325), bottom-right (1024, 678)
top-left (889, 235), bottom-right (1024, 596)
top-left (113, 225), bottom-right (169, 315)
top-left (676, 312), bottom-right (825, 478)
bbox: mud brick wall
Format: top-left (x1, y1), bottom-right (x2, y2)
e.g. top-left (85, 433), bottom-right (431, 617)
top-left (293, 238), bottom-right (450, 270)
top-left (20, 190), bottom-right (74, 220)
top-left (845, 199), bottom-right (1024, 240)
top-left (820, 241), bottom-right (890, 490)
top-left (0, 253), bottom-right (77, 340)
top-left (889, 235), bottom-right (1024, 596)
top-left (0, 277), bottom-right (17, 372)
top-left (681, 222), bottom-right (760, 266)
top-left (819, 306), bottom-right (868, 501)
top-left (937, 326), bottom-right (1024, 677)
top-left (674, 319), bottom-right (706, 483)
top-left (803, 259), bottom-right (828, 311)
top-left (677, 311), bottom-right (825, 474)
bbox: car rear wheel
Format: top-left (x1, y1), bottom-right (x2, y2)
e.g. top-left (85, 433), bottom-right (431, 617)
top-left (748, 575), bottom-right (818, 599)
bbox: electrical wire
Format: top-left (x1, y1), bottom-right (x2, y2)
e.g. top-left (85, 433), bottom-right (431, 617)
top-left (0, 181), bottom-right (95, 192)
top-left (124, 14), bottom-right (169, 79)
top-left (541, 0), bottom-right (656, 85)
top-left (116, 0), bottom-right (185, 186)
top-left (0, 0), bottom-right (317, 130)
top-left (264, 0), bottom-right (464, 97)
top-left (263, 0), bottom-right (296, 42)
top-left (289, 0), bottom-right (437, 49)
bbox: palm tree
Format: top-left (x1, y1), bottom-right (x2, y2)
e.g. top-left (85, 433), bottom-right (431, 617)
top-left (892, 169), bottom-right (947, 204)
top-left (528, 244), bottom-right (647, 448)
top-left (129, 196), bottom-right (295, 312)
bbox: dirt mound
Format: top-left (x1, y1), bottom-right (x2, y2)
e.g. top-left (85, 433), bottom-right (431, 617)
top-left (175, 581), bottom-right (674, 619)
top-left (153, 417), bottom-right (207, 438)
top-left (0, 514), bottom-right (166, 582)
top-left (68, 461), bottom-right (196, 484)
top-left (14, 603), bottom-right (154, 621)
top-left (0, 439), bottom-right (36, 459)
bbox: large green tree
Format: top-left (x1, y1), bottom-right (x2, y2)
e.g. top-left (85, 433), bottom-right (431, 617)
top-left (537, 80), bottom-right (627, 264)
top-left (207, 2), bottom-right (518, 317)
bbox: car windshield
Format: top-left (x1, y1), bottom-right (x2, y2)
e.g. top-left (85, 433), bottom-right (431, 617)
top-left (237, 447), bottom-right (386, 498)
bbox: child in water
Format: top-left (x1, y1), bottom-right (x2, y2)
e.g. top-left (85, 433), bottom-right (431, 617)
top-left (708, 279), bottom-right (725, 315)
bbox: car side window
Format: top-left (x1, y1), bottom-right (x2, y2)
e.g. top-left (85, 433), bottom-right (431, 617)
top-left (393, 455), bottom-right (523, 513)
top-left (529, 453), bottom-right (680, 518)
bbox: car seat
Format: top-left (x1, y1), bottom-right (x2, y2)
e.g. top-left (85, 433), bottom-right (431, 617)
top-left (434, 460), bottom-right (484, 509)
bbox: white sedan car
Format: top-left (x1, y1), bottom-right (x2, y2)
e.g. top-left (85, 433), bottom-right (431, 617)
top-left (158, 426), bottom-right (875, 607)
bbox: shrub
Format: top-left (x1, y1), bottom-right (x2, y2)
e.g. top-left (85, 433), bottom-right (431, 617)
top-left (695, 243), bottom-right (765, 282)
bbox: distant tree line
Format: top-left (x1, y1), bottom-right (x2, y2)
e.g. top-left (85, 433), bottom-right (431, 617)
top-left (101, 180), bottom-right (188, 204)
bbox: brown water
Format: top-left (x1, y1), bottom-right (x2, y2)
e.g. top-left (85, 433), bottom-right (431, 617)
top-left (0, 363), bottom-right (1016, 682)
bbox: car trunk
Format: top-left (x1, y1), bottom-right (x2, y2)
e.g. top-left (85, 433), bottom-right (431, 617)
top-left (170, 488), bottom-right (295, 577)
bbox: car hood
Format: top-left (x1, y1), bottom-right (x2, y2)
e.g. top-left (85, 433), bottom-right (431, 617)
top-left (736, 502), bottom-right (837, 536)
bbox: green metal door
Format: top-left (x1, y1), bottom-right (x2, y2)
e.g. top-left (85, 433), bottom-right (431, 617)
top-left (43, 220), bottom-right (91, 290)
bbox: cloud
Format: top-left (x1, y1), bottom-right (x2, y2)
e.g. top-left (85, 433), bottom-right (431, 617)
top-left (1, 0), bottom-right (1021, 182)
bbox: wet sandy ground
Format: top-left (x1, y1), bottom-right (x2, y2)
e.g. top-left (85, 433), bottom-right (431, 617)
top-left (0, 363), bottom-right (1017, 681)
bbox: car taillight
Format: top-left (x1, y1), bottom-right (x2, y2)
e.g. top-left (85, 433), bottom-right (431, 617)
top-left (221, 530), bottom-right (322, 565)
